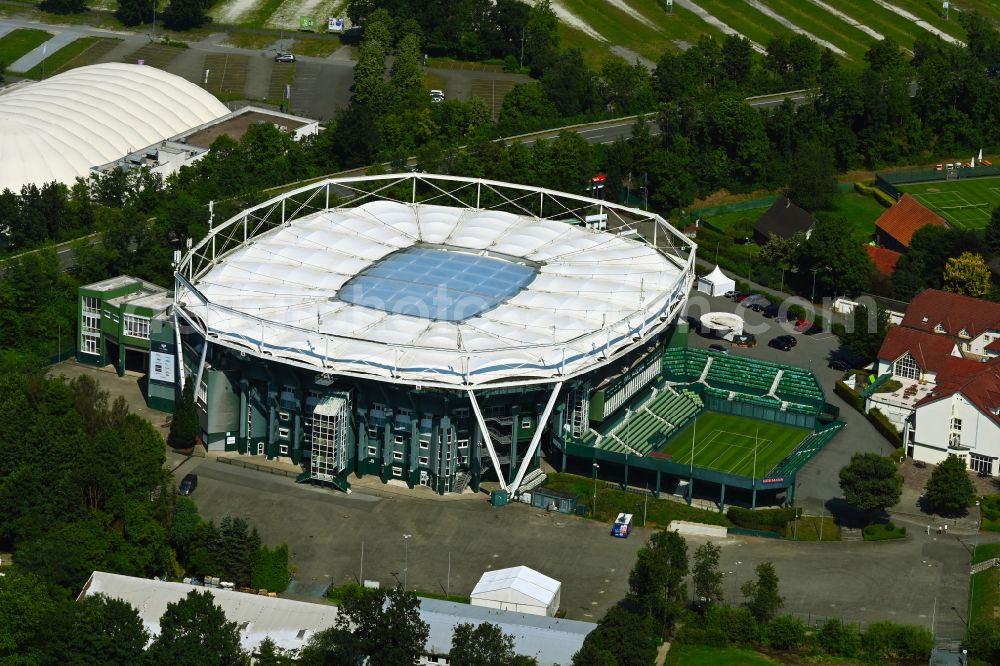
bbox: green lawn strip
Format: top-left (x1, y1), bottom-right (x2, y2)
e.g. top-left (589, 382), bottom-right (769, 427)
top-left (786, 514), bottom-right (840, 541)
top-left (665, 644), bottom-right (780, 666)
top-left (291, 37), bottom-right (340, 58)
top-left (223, 32), bottom-right (277, 50)
top-left (970, 544), bottom-right (1000, 626)
top-left (698, 208), bottom-right (766, 231)
top-left (542, 472), bottom-right (732, 528)
top-left (414, 591), bottom-right (471, 604)
top-left (0, 28), bottom-right (52, 67)
top-left (879, 0), bottom-right (966, 44)
top-left (559, 0), bottom-right (672, 62)
top-left (862, 521), bottom-right (906, 540)
top-left (961, 0), bottom-right (1000, 26)
top-left (695, 0), bottom-right (794, 52)
top-left (834, 0), bottom-right (929, 49)
top-left (555, 24), bottom-right (612, 70)
top-left (241, 0), bottom-right (286, 28)
top-left (817, 190), bottom-right (886, 241)
top-left (621, 0), bottom-right (724, 46)
top-left (662, 412), bottom-right (808, 477)
top-left (758, 0), bottom-right (873, 62)
top-left (21, 36), bottom-right (99, 79)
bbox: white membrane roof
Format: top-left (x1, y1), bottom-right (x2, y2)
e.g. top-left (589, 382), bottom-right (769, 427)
top-left (181, 200), bottom-right (687, 386)
top-left (0, 63), bottom-right (229, 192)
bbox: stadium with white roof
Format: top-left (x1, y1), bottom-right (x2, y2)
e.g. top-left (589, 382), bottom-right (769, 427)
top-left (168, 174), bottom-right (696, 495)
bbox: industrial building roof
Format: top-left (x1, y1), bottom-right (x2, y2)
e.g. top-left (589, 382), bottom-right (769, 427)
top-left (0, 63), bottom-right (229, 192)
top-left (180, 199), bottom-right (687, 387)
top-left (80, 572), bottom-right (593, 665)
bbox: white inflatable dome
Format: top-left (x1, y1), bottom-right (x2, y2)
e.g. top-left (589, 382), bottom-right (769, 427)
top-left (0, 63), bottom-right (229, 192)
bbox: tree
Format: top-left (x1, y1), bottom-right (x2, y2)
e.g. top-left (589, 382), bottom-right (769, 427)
top-left (161, 0), bottom-right (212, 31)
top-left (251, 544), bottom-right (289, 593)
top-left (740, 561), bottom-right (783, 623)
top-left (840, 304), bottom-right (890, 364)
top-left (987, 205), bottom-right (1000, 257)
top-left (766, 614), bottom-right (806, 650)
top-left (388, 33), bottom-right (425, 111)
top-left (839, 453), bottom-right (902, 515)
top-left (541, 49), bottom-right (595, 117)
top-left (572, 605), bottom-right (657, 666)
top-left (691, 542), bottom-right (723, 609)
top-left (628, 529), bottom-right (688, 635)
top-left (301, 587), bottom-right (429, 666)
top-left (924, 454), bottom-right (976, 516)
top-left (169, 380), bottom-right (200, 449)
top-left (788, 141), bottom-right (838, 211)
top-left (800, 217), bottom-right (873, 297)
top-left (450, 622), bottom-right (520, 666)
top-left (0, 569), bottom-right (66, 664)
top-left (146, 590), bottom-right (248, 666)
top-left (116, 0), bottom-right (153, 25)
top-left (43, 594), bottom-right (149, 666)
top-left (966, 617), bottom-right (1000, 665)
top-left (256, 637), bottom-right (295, 666)
top-left (943, 251), bottom-right (991, 298)
top-left (39, 0), bottom-right (85, 13)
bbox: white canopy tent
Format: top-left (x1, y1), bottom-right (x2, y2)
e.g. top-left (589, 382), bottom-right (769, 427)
top-left (471, 566), bottom-right (561, 617)
top-left (697, 265), bottom-right (736, 297)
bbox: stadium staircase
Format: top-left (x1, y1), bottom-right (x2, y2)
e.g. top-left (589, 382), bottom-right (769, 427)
top-left (768, 370), bottom-right (784, 396)
top-left (596, 387), bottom-right (702, 455)
top-left (517, 468), bottom-right (547, 493)
top-left (452, 471), bottom-right (471, 494)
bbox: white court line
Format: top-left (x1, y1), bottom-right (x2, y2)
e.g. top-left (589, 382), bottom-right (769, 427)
top-left (744, 0), bottom-right (849, 59)
top-left (804, 0), bottom-right (884, 42)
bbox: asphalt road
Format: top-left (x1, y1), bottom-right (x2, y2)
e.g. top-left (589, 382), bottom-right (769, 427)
top-left (178, 457), bottom-right (977, 639)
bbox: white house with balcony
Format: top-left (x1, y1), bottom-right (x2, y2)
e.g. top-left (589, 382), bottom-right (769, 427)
top-left (871, 290), bottom-right (1000, 473)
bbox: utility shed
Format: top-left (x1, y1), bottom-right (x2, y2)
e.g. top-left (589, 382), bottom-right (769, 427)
top-left (471, 566), bottom-right (561, 617)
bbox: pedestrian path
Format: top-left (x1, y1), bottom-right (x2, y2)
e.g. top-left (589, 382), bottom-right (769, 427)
top-left (0, 24), bottom-right (16, 41)
top-left (10, 31), bottom-right (81, 73)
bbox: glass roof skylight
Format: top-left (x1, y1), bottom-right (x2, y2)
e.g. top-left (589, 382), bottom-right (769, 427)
top-left (339, 247), bottom-right (536, 321)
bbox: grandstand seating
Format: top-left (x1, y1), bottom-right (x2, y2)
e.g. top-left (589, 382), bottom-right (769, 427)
top-left (765, 423), bottom-right (844, 478)
top-left (590, 386), bottom-right (703, 455)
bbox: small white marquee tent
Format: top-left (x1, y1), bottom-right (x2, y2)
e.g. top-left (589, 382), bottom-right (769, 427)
top-left (471, 566), bottom-right (561, 617)
top-left (697, 265), bottom-right (736, 297)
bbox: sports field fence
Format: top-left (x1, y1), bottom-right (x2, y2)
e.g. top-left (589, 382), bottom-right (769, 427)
top-left (876, 165), bottom-right (1000, 200)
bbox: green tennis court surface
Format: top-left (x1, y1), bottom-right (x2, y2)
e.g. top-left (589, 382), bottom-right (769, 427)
top-left (659, 412), bottom-right (809, 478)
top-left (897, 176), bottom-right (1000, 230)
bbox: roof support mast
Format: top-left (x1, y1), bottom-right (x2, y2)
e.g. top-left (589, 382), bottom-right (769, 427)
top-left (467, 389), bottom-right (507, 489)
top-left (508, 381), bottom-right (563, 495)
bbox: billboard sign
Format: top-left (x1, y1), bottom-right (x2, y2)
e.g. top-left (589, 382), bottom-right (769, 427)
top-left (328, 17), bottom-right (345, 32)
top-left (150, 341), bottom-right (176, 384)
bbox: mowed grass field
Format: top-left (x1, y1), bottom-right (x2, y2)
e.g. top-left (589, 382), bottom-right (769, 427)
top-left (897, 175), bottom-right (1000, 230)
top-left (659, 412), bottom-right (808, 478)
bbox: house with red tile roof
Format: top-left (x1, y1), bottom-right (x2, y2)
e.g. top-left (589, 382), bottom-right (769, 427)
top-left (865, 245), bottom-right (902, 276)
top-left (872, 289), bottom-right (1000, 473)
top-left (874, 194), bottom-right (948, 253)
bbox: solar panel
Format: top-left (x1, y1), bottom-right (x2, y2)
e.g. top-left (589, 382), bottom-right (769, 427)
top-left (339, 247), bottom-right (536, 321)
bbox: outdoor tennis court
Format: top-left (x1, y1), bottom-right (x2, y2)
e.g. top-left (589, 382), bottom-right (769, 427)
top-left (659, 412), bottom-right (809, 478)
top-left (897, 176), bottom-right (1000, 230)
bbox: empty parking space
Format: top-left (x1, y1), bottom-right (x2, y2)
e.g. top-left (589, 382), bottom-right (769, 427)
top-left (121, 43), bottom-right (184, 69)
top-left (204, 53), bottom-right (249, 96)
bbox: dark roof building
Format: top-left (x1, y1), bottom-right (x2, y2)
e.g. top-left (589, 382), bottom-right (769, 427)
top-left (874, 194), bottom-right (947, 252)
top-left (753, 197), bottom-right (816, 244)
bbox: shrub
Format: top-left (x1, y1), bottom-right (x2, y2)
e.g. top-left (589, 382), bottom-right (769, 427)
top-left (862, 621), bottom-right (933, 661)
top-left (727, 507), bottom-right (799, 532)
top-left (704, 605), bottom-right (759, 647)
top-left (816, 617), bottom-right (861, 657)
top-left (873, 379), bottom-right (903, 393)
top-left (834, 381), bottom-right (865, 413)
top-left (250, 544), bottom-right (289, 592)
top-left (673, 626), bottom-right (728, 647)
top-left (867, 407), bottom-right (902, 447)
top-left (766, 614), bottom-right (806, 650)
top-left (862, 522), bottom-right (906, 541)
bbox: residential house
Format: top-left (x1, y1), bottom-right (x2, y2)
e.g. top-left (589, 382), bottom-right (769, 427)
top-left (874, 194), bottom-right (947, 253)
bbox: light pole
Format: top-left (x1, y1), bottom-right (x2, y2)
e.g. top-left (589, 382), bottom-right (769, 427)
top-left (810, 266), bottom-right (830, 303)
top-left (592, 462), bottom-right (600, 518)
top-left (402, 534), bottom-right (412, 590)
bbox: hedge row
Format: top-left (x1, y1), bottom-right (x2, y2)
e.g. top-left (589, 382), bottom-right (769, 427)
top-left (250, 543), bottom-right (289, 593)
top-left (678, 610), bottom-right (932, 662)
top-left (834, 381), bottom-right (865, 412)
top-left (867, 408), bottom-right (903, 447)
top-left (727, 506), bottom-right (800, 532)
top-left (863, 521), bottom-right (906, 541)
top-left (854, 181), bottom-right (895, 208)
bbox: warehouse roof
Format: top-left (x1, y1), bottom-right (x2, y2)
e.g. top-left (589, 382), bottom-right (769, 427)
top-left (0, 63), bottom-right (229, 192)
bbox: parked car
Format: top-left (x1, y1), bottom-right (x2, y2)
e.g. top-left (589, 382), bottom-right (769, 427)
top-left (828, 358), bottom-right (850, 371)
top-left (729, 291), bottom-right (746, 301)
top-left (179, 473), bottom-right (198, 495)
top-left (794, 319), bottom-right (812, 333)
top-left (430, 89), bottom-right (445, 102)
top-left (803, 323), bottom-right (823, 335)
top-left (735, 294), bottom-right (751, 303)
top-left (724, 290), bottom-right (737, 299)
top-left (733, 333), bottom-right (756, 347)
top-left (769, 336), bottom-right (794, 351)
top-left (762, 304), bottom-right (780, 318)
top-left (708, 343), bottom-right (730, 354)
top-left (274, 53), bottom-right (295, 63)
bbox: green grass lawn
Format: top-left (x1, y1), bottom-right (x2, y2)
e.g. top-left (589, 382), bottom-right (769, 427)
top-left (897, 175), bottom-right (1000, 230)
top-left (970, 544), bottom-right (1000, 627)
top-left (665, 644), bottom-right (779, 666)
top-left (660, 412), bottom-right (809, 478)
top-left (21, 36), bottom-right (122, 79)
top-left (757, 0), bottom-right (874, 62)
top-left (820, 189), bottom-right (887, 241)
top-left (542, 472), bottom-right (732, 529)
top-left (786, 514), bottom-right (840, 541)
top-left (0, 28), bottom-right (52, 68)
